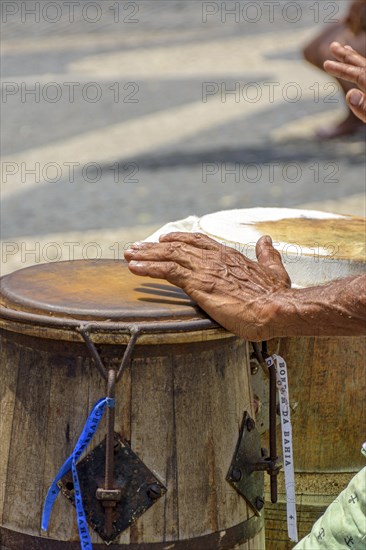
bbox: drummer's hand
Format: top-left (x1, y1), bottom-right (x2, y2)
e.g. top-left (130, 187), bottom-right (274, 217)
top-left (324, 42), bottom-right (366, 123)
top-left (124, 233), bottom-right (291, 341)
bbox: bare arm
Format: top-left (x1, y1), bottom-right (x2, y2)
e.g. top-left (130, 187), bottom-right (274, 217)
top-left (324, 42), bottom-right (366, 123)
top-left (271, 275), bottom-right (366, 338)
top-left (125, 233), bottom-right (366, 341)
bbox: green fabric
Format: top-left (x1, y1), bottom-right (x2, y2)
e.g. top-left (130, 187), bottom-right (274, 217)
top-left (293, 467), bottom-right (366, 549)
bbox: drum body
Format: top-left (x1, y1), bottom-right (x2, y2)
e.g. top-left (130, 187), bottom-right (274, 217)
top-left (197, 207), bottom-right (366, 549)
top-left (0, 260), bottom-right (265, 549)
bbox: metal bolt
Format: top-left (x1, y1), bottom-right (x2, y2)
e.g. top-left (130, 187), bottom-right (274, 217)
top-left (231, 468), bottom-right (242, 482)
top-left (255, 496), bottom-right (265, 511)
top-left (147, 483), bottom-right (162, 500)
top-left (250, 361), bottom-right (259, 375)
top-left (246, 417), bottom-right (255, 432)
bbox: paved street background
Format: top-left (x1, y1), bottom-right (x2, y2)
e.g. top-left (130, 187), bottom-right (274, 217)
top-left (1, 0), bottom-right (365, 274)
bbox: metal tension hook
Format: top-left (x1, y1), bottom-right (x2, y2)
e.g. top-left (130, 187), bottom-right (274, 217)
top-left (77, 324), bottom-right (140, 537)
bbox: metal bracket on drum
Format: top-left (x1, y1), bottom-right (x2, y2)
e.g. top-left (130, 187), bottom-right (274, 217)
top-left (227, 411), bottom-right (281, 516)
top-left (58, 324), bottom-right (166, 543)
top-left (58, 433), bottom-right (166, 543)
top-left (228, 342), bottom-right (282, 514)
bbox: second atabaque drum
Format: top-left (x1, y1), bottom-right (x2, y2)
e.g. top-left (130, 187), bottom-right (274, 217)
top-left (197, 207), bottom-right (366, 549)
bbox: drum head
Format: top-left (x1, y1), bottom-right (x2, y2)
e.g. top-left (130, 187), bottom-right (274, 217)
top-left (0, 260), bottom-right (204, 322)
top-left (197, 208), bottom-right (366, 287)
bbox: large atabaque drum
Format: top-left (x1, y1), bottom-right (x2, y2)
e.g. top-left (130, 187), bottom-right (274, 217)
top-left (0, 260), bottom-right (265, 549)
top-left (196, 207), bottom-right (366, 549)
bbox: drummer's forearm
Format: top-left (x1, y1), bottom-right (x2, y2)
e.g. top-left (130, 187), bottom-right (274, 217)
top-left (271, 275), bottom-right (366, 337)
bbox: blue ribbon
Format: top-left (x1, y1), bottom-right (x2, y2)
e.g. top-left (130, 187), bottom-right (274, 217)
top-left (42, 397), bottom-right (115, 549)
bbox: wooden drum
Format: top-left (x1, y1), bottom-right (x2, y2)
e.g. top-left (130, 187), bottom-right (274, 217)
top-left (197, 207), bottom-right (366, 549)
top-left (0, 260), bottom-right (265, 549)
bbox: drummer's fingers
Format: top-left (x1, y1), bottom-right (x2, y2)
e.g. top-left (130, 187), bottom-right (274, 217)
top-left (159, 232), bottom-right (221, 250)
top-left (125, 241), bottom-right (214, 270)
top-left (158, 232), bottom-right (243, 269)
top-left (127, 260), bottom-right (192, 287)
top-left (255, 236), bottom-right (291, 287)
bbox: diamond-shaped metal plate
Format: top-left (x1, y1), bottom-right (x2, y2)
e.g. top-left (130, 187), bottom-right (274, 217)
top-left (58, 433), bottom-right (166, 542)
top-left (226, 412), bottom-right (264, 516)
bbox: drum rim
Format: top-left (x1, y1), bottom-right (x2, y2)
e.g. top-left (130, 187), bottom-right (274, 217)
top-left (0, 303), bottom-right (218, 333)
top-left (0, 304), bottom-right (235, 346)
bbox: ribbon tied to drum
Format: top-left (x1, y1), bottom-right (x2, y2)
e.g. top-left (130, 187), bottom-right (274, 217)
top-left (42, 397), bottom-right (115, 550)
top-left (266, 354), bottom-right (298, 543)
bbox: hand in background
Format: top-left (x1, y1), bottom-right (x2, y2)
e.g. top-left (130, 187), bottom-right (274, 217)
top-left (324, 42), bottom-right (366, 123)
